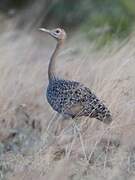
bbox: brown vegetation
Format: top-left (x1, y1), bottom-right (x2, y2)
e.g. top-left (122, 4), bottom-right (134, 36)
top-left (0, 18), bottom-right (135, 180)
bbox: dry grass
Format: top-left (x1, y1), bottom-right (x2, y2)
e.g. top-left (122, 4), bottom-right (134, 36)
top-left (0, 17), bottom-right (135, 180)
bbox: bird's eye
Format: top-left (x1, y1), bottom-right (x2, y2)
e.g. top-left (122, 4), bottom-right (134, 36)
top-left (56, 30), bottom-right (60, 34)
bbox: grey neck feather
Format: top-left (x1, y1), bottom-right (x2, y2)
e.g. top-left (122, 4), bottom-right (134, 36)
top-left (48, 40), bottom-right (63, 80)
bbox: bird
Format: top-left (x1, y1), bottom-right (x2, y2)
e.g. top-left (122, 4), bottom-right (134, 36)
top-left (39, 27), bottom-right (112, 124)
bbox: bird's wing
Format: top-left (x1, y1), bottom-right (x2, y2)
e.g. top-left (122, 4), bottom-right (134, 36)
top-left (64, 102), bottom-right (84, 118)
top-left (64, 83), bottom-right (100, 117)
top-left (62, 83), bottom-right (88, 117)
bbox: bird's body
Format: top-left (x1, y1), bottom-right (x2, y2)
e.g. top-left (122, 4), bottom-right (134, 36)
top-left (47, 78), bottom-right (111, 123)
top-left (39, 27), bottom-right (112, 124)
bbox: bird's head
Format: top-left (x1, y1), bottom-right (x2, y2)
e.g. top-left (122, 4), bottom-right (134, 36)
top-left (39, 28), bottom-right (66, 41)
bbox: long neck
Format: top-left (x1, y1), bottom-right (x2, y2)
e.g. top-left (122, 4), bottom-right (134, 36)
top-left (48, 40), bottom-right (63, 80)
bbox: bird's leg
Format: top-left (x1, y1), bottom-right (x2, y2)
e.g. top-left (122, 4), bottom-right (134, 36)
top-left (54, 115), bottom-right (67, 136)
top-left (66, 122), bottom-right (78, 159)
top-left (46, 113), bottom-right (60, 134)
top-left (47, 114), bottom-right (71, 136)
top-left (54, 115), bottom-right (61, 135)
top-left (73, 121), bottom-right (88, 162)
top-left (41, 113), bottom-right (60, 150)
top-left (66, 120), bottom-right (88, 161)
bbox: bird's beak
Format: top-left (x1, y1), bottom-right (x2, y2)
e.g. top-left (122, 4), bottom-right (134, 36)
top-left (39, 28), bottom-right (50, 33)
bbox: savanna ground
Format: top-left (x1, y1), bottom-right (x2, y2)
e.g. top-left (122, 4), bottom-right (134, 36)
top-left (0, 14), bottom-right (135, 180)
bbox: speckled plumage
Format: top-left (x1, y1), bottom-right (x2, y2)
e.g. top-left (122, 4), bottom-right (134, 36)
top-left (47, 78), bottom-right (112, 123)
top-left (40, 27), bottom-right (112, 124)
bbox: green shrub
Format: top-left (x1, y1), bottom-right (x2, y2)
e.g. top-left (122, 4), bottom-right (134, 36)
top-left (44, 0), bottom-right (135, 43)
top-left (81, 0), bottom-right (134, 43)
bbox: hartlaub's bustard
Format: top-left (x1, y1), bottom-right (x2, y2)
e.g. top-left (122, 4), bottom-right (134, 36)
top-left (39, 28), bottom-right (112, 124)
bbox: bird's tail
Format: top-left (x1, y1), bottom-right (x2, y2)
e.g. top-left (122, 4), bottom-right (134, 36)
top-left (96, 112), bottom-right (112, 124)
top-left (91, 101), bottom-right (112, 124)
